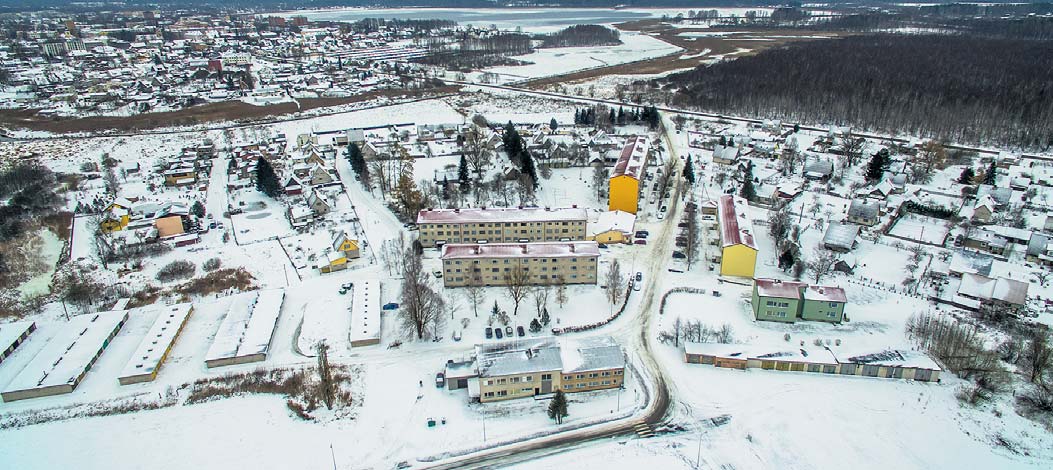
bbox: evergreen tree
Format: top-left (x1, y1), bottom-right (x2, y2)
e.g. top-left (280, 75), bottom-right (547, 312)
top-left (573, 109), bottom-right (581, 125)
top-left (191, 200), bottom-right (205, 218)
top-left (530, 318), bottom-right (542, 333)
top-left (547, 390), bottom-right (569, 424)
top-left (255, 157), bottom-right (281, 198)
top-left (521, 150), bottom-right (539, 188)
top-left (442, 176), bottom-right (451, 200)
top-left (503, 121), bottom-right (523, 164)
top-left (984, 161), bottom-right (997, 185)
top-left (550, 117), bottom-right (559, 133)
top-left (617, 106), bottom-right (625, 125)
top-left (346, 142), bottom-right (367, 180)
top-left (491, 301), bottom-right (500, 318)
top-left (458, 154), bottom-right (470, 189)
top-left (865, 148), bottom-right (889, 182)
top-left (719, 135), bottom-right (727, 146)
top-left (958, 167), bottom-right (975, 185)
top-left (682, 155), bottom-right (696, 185)
top-left (608, 108), bottom-right (616, 126)
top-left (739, 161), bottom-right (756, 202)
top-left (540, 307), bottom-right (550, 326)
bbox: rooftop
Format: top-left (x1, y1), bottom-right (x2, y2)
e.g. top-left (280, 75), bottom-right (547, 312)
top-left (611, 136), bottom-right (649, 180)
top-left (716, 195), bottom-right (757, 249)
top-left (755, 278), bottom-right (807, 299)
top-left (441, 241), bottom-right (600, 260)
top-left (416, 206), bottom-right (587, 225)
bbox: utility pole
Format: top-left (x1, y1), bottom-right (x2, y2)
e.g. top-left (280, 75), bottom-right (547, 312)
top-left (330, 442), bottom-right (337, 470)
top-left (695, 426), bottom-right (704, 468)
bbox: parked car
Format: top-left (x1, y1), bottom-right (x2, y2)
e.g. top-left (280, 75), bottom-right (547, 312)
top-left (485, 327), bottom-right (493, 339)
top-left (433, 271), bottom-right (443, 279)
top-left (505, 326), bottom-right (513, 336)
top-left (634, 239), bottom-right (647, 245)
top-left (598, 243), bottom-right (609, 249)
top-left (675, 240), bottom-right (687, 248)
top-left (495, 328), bottom-right (503, 339)
top-left (435, 372), bottom-right (445, 388)
top-left (382, 302), bottom-right (400, 311)
top-left (341, 283), bottom-right (353, 290)
top-left (661, 205), bottom-right (668, 212)
top-left (677, 222), bottom-right (688, 228)
top-left (634, 281), bottom-right (642, 291)
top-left (635, 272), bottom-right (643, 282)
top-left (517, 326), bottom-right (526, 337)
top-left (672, 251), bottom-right (686, 259)
top-left (657, 213), bottom-right (665, 220)
top-left (635, 230), bottom-right (649, 238)
top-left (208, 222), bottom-right (217, 229)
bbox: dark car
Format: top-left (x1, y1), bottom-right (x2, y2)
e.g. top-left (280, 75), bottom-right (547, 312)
top-left (382, 303), bottom-right (400, 311)
top-left (677, 222), bottom-right (688, 228)
top-left (435, 372), bottom-right (445, 388)
top-left (635, 230), bottom-right (649, 238)
top-left (672, 251), bottom-right (687, 259)
top-left (634, 239), bottom-right (647, 245)
top-left (635, 272), bottom-right (643, 282)
top-left (598, 243), bottom-right (609, 249)
top-left (517, 326), bottom-right (526, 337)
top-left (495, 328), bottom-right (503, 339)
top-left (485, 327), bottom-right (493, 339)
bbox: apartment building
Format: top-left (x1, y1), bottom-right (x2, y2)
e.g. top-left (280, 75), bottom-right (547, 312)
top-left (715, 195), bottom-right (759, 278)
top-left (416, 207), bottom-right (587, 247)
top-left (608, 136), bottom-right (649, 214)
top-left (752, 278), bottom-right (848, 323)
top-left (455, 337), bottom-right (625, 403)
top-left (440, 241), bottom-right (599, 287)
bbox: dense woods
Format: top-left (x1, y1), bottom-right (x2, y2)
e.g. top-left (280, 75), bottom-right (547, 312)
top-left (537, 24), bottom-right (620, 48)
top-left (662, 35), bottom-right (1053, 149)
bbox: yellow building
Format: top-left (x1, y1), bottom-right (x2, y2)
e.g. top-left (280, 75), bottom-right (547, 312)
top-left (320, 251), bottom-right (348, 273)
top-left (100, 199), bottom-right (133, 232)
top-left (332, 231), bottom-right (361, 259)
top-left (587, 210), bottom-right (636, 244)
top-left (608, 136), bottom-right (649, 214)
top-left (716, 195), bottom-right (758, 278)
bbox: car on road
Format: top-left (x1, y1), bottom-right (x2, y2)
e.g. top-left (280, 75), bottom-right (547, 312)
top-left (660, 205), bottom-right (668, 212)
top-left (657, 213), bottom-right (665, 220)
top-left (517, 326), bottom-right (526, 337)
top-left (382, 302), bottom-right (399, 311)
top-left (677, 222), bottom-right (687, 228)
top-left (433, 270), bottom-right (443, 279)
top-left (435, 372), bottom-right (445, 388)
top-left (635, 272), bottom-right (643, 282)
top-left (633, 239), bottom-right (647, 245)
top-left (598, 243), bottom-right (609, 249)
top-left (485, 327), bottom-right (493, 339)
top-left (672, 251), bottom-right (686, 259)
top-left (495, 328), bottom-right (503, 339)
top-left (208, 222), bottom-right (217, 229)
top-left (635, 230), bottom-right (649, 238)
top-left (633, 281), bottom-right (641, 291)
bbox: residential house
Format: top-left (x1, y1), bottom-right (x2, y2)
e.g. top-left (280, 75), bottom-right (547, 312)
top-left (847, 200), bottom-right (880, 226)
top-left (822, 222), bottom-right (860, 252)
top-left (587, 210), bottom-right (636, 244)
top-left (332, 231), bottom-right (361, 259)
top-left (751, 278), bottom-right (848, 323)
top-left (715, 195), bottom-right (758, 278)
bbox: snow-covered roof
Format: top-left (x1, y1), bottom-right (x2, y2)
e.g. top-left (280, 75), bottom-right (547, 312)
top-left (833, 348), bottom-right (941, 371)
top-left (684, 342), bottom-right (840, 365)
top-left (442, 241), bottom-right (599, 260)
top-left (823, 222), bottom-right (859, 250)
top-left (3, 310), bottom-right (128, 395)
top-left (560, 336), bottom-right (625, 373)
top-left (589, 210), bottom-right (636, 237)
top-left (848, 200), bottom-right (879, 219)
top-left (716, 195), bottom-right (757, 249)
top-left (475, 336), bottom-right (624, 378)
top-left (416, 206), bottom-right (587, 225)
top-left (958, 273), bottom-right (1028, 305)
top-left (205, 290), bottom-right (285, 364)
top-left (754, 278), bottom-right (807, 299)
top-left (350, 281), bottom-right (380, 346)
top-left (803, 285), bottom-right (848, 303)
top-left (0, 321), bottom-right (35, 357)
top-left (118, 303), bottom-right (193, 382)
top-left (948, 251), bottom-right (993, 277)
top-left (611, 136), bottom-right (649, 180)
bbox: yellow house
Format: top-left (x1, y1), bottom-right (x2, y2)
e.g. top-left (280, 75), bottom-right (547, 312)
top-left (716, 195), bottom-right (758, 278)
top-left (100, 199), bottom-right (133, 232)
top-left (332, 231), bottom-right (361, 259)
top-left (608, 136), bottom-right (649, 214)
top-left (320, 251), bottom-right (348, 273)
top-left (588, 210), bottom-right (636, 244)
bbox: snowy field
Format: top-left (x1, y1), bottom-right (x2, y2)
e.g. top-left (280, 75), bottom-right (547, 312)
top-left (470, 32), bottom-right (681, 84)
top-left (889, 213), bottom-right (951, 246)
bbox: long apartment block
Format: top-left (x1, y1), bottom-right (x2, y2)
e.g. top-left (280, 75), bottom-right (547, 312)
top-left (440, 241), bottom-right (599, 287)
top-left (416, 206), bottom-right (587, 248)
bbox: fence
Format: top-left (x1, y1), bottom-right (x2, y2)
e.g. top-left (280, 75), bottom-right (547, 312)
top-left (552, 281), bottom-right (633, 335)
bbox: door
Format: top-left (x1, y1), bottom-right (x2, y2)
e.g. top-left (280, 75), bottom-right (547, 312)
top-left (541, 373), bottom-right (552, 393)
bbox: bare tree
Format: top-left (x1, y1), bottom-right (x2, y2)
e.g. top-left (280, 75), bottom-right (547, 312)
top-left (841, 134), bottom-right (866, 168)
top-left (684, 195), bottom-right (701, 270)
top-left (554, 275), bottom-right (568, 309)
top-left (592, 164), bottom-right (607, 201)
top-left (807, 247), bottom-right (838, 284)
top-left (504, 265), bottom-right (530, 316)
top-left (605, 259), bottom-right (625, 311)
top-left (462, 284), bottom-right (484, 317)
top-left (399, 248), bottom-right (445, 340)
top-left (462, 128), bottom-right (491, 176)
top-left (716, 323), bottom-right (735, 344)
top-left (1022, 330), bottom-right (1053, 384)
top-left (532, 283), bottom-right (550, 317)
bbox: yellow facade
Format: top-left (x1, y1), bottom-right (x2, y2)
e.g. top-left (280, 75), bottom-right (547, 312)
top-left (320, 255), bottom-right (347, 274)
top-left (720, 244), bottom-right (757, 278)
top-left (590, 230), bottom-right (627, 244)
top-left (608, 175), bottom-right (639, 214)
top-left (337, 239), bottom-right (358, 253)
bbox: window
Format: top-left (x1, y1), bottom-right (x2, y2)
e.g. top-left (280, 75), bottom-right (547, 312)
top-left (563, 385), bottom-right (571, 390)
top-left (521, 388), bottom-right (532, 393)
top-left (524, 376), bottom-right (532, 382)
top-left (484, 392), bottom-right (494, 397)
top-left (497, 378), bottom-right (506, 384)
top-left (485, 380), bottom-right (493, 386)
top-left (588, 373), bottom-right (598, 378)
top-left (576, 374), bottom-right (585, 379)
top-left (576, 383), bottom-right (585, 388)
top-left (829, 302), bottom-right (838, 308)
top-left (827, 312), bottom-right (837, 318)
top-left (541, 373), bottom-right (552, 380)
top-left (614, 370), bottom-right (622, 375)
top-left (601, 371), bottom-right (611, 376)
top-left (602, 380), bottom-right (611, 385)
top-left (497, 390), bottom-right (507, 396)
top-left (807, 364), bottom-right (821, 373)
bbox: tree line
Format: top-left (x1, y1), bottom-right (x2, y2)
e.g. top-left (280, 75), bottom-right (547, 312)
top-left (537, 24), bottom-right (620, 48)
top-left (661, 34), bottom-right (1053, 149)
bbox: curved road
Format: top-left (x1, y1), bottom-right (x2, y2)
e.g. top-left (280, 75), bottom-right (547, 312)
top-left (419, 123), bottom-right (685, 470)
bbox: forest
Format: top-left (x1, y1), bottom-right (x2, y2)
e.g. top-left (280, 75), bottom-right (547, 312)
top-left (660, 34), bottom-right (1053, 149)
top-left (537, 24), bottom-right (620, 48)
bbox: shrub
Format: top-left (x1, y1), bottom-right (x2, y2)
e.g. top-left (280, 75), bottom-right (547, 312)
top-left (203, 258), bottom-right (222, 272)
top-left (156, 260), bottom-right (196, 283)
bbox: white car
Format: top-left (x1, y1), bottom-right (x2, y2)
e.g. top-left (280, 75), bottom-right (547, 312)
top-left (657, 212), bottom-right (665, 220)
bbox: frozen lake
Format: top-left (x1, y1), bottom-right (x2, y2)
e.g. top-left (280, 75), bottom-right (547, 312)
top-left (290, 7), bottom-right (772, 33)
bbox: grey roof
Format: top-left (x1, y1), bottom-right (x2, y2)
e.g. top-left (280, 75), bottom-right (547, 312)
top-left (948, 250), bottom-right (993, 277)
top-left (805, 160), bottom-right (833, 176)
top-left (1028, 233), bottom-right (1049, 257)
top-left (823, 222), bottom-right (860, 250)
top-left (474, 336), bottom-right (624, 377)
top-left (848, 200), bottom-right (879, 220)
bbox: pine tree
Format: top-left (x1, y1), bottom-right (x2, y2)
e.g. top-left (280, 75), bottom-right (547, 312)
top-left (958, 167), bottom-right (975, 185)
top-left (549, 117), bottom-right (558, 133)
top-left (865, 148), bottom-right (889, 182)
top-left (682, 155), bottom-right (695, 185)
top-left (540, 307), bottom-right (550, 326)
top-left (191, 200), bottom-right (205, 218)
top-left (255, 157), bottom-right (281, 198)
top-left (608, 108), bottom-right (616, 126)
top-left (617, 106), bottom-right (625, 125)
top-left (574, 109), bottom-right (581, 125)
top-left (984, 161), bottom-right (997, 185)
top-left (346, 142), bottom-right (367, 180)
top-left (491, 301), bottom-right (500, 318)
top-left (521, 150), bottom-right (539, 188)
top-left (739, 161), bottom-right (756, 202)
top-left (530, 318), bottom-right (542, 333)
top-left (442, 176), bottom-right (451, 200)
top-left (458, 154), bottom-right (470, 189)
top-left (547, 390), bottom-right (569, 424)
